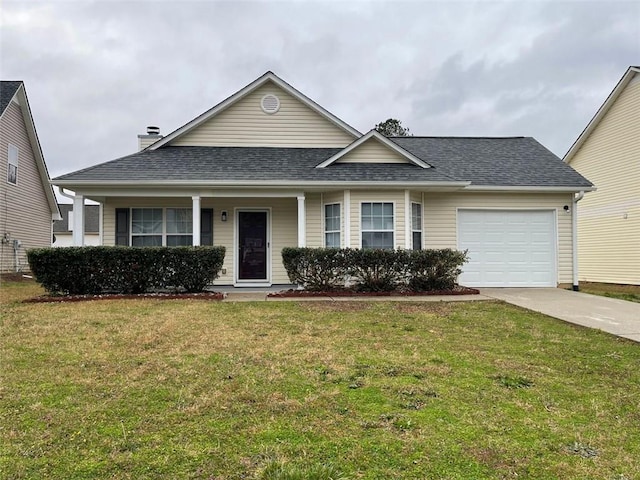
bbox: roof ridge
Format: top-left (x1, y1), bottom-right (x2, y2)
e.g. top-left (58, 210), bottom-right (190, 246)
top-left (391, 136), bottom-right (527, 139)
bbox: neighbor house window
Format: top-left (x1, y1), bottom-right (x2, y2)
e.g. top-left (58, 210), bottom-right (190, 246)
top-left (324, 203), bottom-right (341, 248)
top-left (411, 202), bottom-right (422, 250)
top-left (7, 144), bottom-right (18, 184)
top-left (361, 202), bottom-right (394, 249)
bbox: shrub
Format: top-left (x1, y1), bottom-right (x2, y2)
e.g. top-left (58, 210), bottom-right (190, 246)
top-left (27, 246), bottom-right (225, 295)
top-left (281, 247), bottom-right (346, 291)
top-left (281, 247), bottom-right (468, 292)
top-left (407, 248), bottom-right (468, 292)
top-left (344, 248), bottom-right (409, 292)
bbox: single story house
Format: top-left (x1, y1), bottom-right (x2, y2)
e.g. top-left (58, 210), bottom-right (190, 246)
top-left (564, 66), bottom-right (639, 285)
top-left (1, 81), bottom-right (60, 273)
top-left (53, 72), bottom-right (593, 288)
top-left (53, 203), bottom-right (102, 247)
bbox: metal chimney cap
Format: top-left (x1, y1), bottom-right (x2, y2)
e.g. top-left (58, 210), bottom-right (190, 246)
top-left (146, 126), bottom-right (160, 135)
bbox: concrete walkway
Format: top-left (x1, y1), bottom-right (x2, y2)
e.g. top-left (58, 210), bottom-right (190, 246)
top-left (481, 288), bottom-right (640, 343)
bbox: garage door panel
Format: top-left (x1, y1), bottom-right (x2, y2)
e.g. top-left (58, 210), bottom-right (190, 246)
top-left (458, 210), bottom-right (556, 287)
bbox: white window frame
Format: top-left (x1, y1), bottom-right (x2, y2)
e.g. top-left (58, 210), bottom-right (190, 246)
top-left (324, 202), bottom-right (341, 248)
top-left (7, 144), bottom-right (18, 185)
top-left (360, 201), bottom-right (395, 250)
top-left (130, 207), bottom-right (193, 247)
top-left (411, 202), bottom-right (423, 250)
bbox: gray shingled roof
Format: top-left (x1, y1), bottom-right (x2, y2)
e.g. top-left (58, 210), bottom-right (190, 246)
top-left (0, 81), bottom-right (22, 116)
top-left (54, 204), bottom-right (100, 233)
top-left (392, 136), bottom-right (592, 187)
top-left (54, 137), bottom-right (592, 188)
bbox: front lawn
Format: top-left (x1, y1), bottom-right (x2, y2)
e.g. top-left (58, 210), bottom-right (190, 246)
top-left (577, 282), bottom-right (640, 303)
top-left (2, 281), bottom-right (639, 479)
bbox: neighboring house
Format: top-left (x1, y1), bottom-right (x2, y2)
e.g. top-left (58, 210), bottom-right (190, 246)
top-left (564, 66), bottom-right (640, 285)
top-left (1, 81), bottom-right (60, 273)
top-left (53, 72), bottom-right (592, 288)
top-left (53, 204), bottom-right (101, 247)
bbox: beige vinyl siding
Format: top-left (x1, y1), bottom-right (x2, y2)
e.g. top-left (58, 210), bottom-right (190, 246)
top-left (305, 192), bottom-right (321, 248)
top-left (335, 138), bottom-right (410, 164)
top-left (570, 74), bottom-right (640, 284)
top-left (350, 191), bottom-right (406, 249)
top-left (103, 197), bottom-right (297, 285)
top-left (172, 82), bottom-right (354, 148)
top-left (0, 101), bottom-right (52, 273)
top-left (423, 192), bottom-right (574, 284)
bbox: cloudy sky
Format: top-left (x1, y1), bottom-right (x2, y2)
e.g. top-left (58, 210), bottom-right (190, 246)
top-left (2, 0), bottom-right (638, 188)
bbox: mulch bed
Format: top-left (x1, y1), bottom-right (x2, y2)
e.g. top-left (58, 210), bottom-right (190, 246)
top-left (268, 286), bottom-right (480, 298)
top-left (23, 292), bottom-right (224, 303)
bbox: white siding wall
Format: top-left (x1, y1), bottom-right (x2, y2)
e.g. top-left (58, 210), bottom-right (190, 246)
top-left (336, 139), bottom-right (410, 164)
top-left (423, 192), bottom-right (574, 284)
top-left (570, 74), bottom-right (640, 284)
top-left (0, 101), bottom-right (52, 273)
top-left (172, 82), bottom-right (354, 148)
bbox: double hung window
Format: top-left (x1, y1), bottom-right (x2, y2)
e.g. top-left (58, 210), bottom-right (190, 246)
top-left (7, 145), bottom-right (18, 184)
top-left (131, 208), bottom-right (192, 246)
top-left (361, 202), bottom-right (394, 249)
top-left (411, 203), bottom-right (422, 250)
top-left (324, 203), bottom-right (341, 248)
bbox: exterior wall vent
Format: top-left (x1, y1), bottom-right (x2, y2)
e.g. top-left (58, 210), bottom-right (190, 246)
top-left (261, 94), bottom-right (280, 114)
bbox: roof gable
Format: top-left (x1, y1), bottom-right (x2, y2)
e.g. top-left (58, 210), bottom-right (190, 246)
top-left (1, 81), bottom-right (60, 219)
top-left (316, 130), bottom-right (431, 169)
top-left (153, 72), bottom-right (361, 149)
top-left (564, 66), bottom-right (640, 164)
top-left (1, 81), bottom-right (22, 116)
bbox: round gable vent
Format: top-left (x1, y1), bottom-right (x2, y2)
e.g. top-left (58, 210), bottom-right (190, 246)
top-left (261, 94), bottom-right (280, 114)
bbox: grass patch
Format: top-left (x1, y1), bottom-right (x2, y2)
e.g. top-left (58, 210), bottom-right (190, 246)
top-left (569, 282), bottom-right (640, 303)
top-left (2, 281), bottom-right (640, 478)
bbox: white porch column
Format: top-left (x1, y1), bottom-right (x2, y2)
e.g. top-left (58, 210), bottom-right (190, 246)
top-left (297, 195), bottom-right (306, 247)
top-left (72, 194), bottom-right (84, 246)
top-left (404, 189), bottom-right (411, 249)
top-left (192, 195), bottom-right (201, 246)
top-left (344, 190), bottom-right (351, 248)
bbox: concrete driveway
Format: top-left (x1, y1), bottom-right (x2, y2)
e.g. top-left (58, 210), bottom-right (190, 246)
top-left (481, 288), bottom-right (640, 342)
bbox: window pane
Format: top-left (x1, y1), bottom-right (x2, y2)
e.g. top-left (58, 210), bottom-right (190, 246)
top-left (413, 231), bottom-right (422, 250)
top-left (362, 203), bottom-right (371, 216)
top-left (167, 235), bottom-right (193, 246)
top-left (372, 203), bottom-right (382, 216)
top-left (412, 203), bottom-right (422, 230)
top-left (362, 232), bottom-right (393, 250)
top-left (325, 232), bottom-right (340, 248)
top-left (132, 235), bottom-right (162, 247)
top-left (383, 203), bottom-right (393, 216)
top-left (167, 208), bottom-right (192, 234)
top-left (7, 164), bottom-right (17, 184)
top-left (383, 217), bottom-right (394, 230)
top-left (132, 208), bottom-right (163, 234)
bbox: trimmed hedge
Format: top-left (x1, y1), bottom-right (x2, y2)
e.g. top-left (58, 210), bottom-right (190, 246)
top-left (27, 246), bottom-right (225, 295)
top-left (282, 247), bottom-right (468, 292)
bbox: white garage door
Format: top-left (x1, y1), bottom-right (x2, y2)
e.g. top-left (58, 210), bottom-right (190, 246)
top-left (457, 210), bottom-right (557, 287)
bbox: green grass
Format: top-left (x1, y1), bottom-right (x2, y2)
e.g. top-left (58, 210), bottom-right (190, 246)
top-left (2, 281), bottom-right (639, 479)
top-left (576, 282), bottom-right (640, 303)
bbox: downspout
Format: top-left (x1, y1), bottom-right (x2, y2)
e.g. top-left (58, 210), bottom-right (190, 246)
top-left (572, 191), bottom-right (585, 291)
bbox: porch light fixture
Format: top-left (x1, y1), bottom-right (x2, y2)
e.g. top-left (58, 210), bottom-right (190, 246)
top-left (221, 211), bottom-right (228, 222)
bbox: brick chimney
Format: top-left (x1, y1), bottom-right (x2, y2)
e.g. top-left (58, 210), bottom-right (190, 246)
top-left (138, 126), bottom-right (162, 151)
